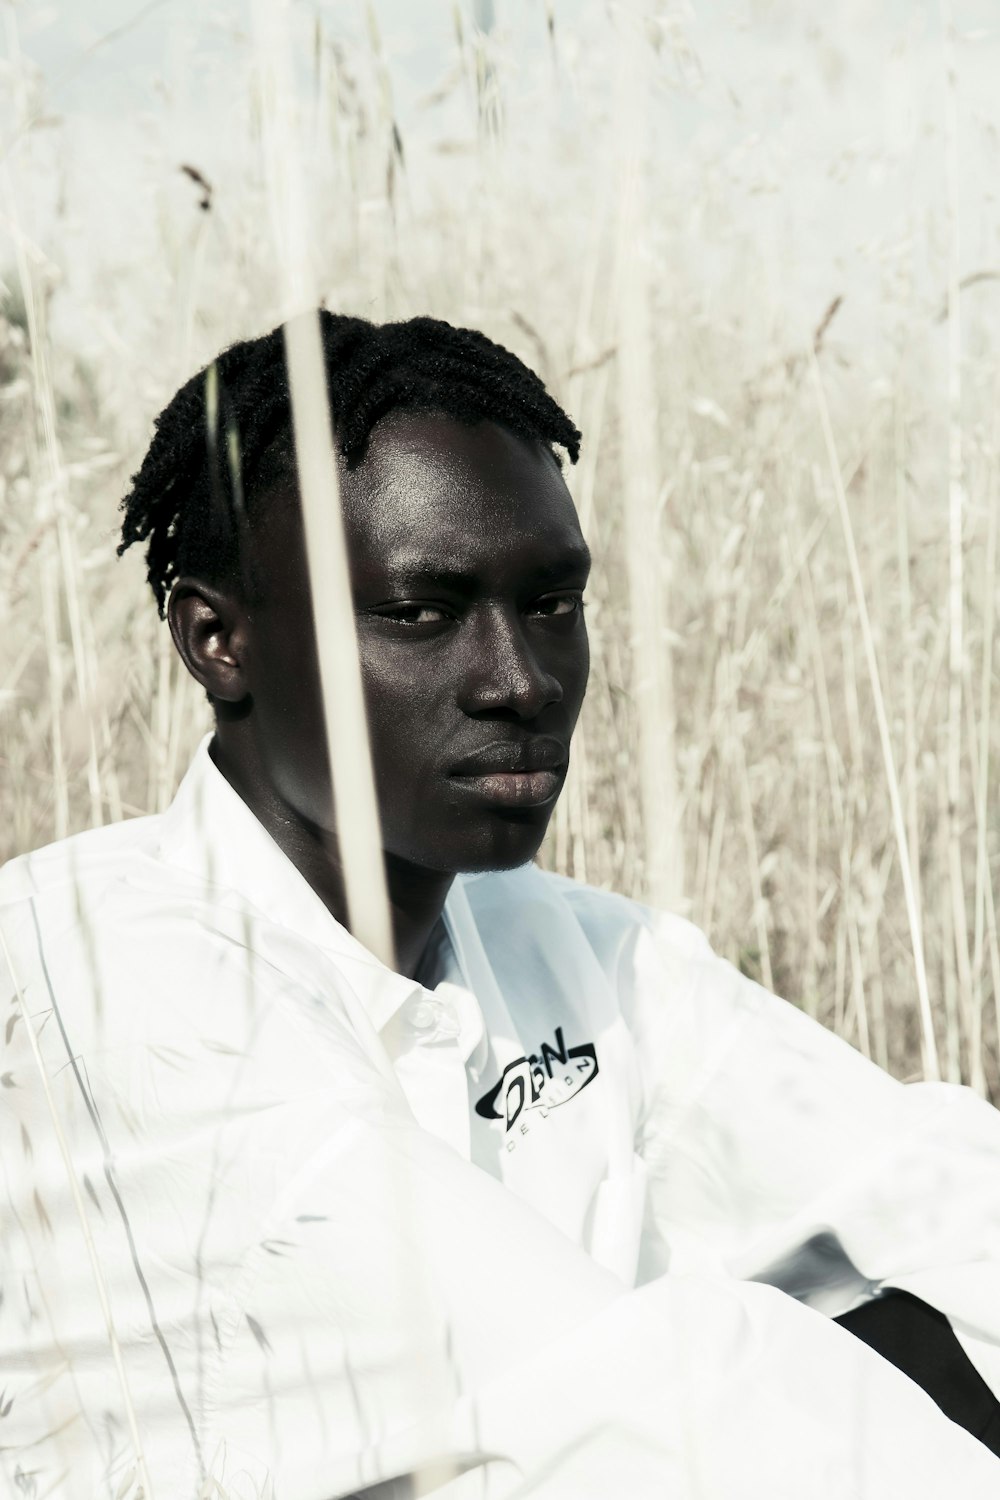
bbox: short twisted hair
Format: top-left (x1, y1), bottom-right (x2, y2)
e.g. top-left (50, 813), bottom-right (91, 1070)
top-left (118, 312), bottom-right (582, 616)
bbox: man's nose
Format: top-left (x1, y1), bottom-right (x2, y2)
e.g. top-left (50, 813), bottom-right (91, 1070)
top-left (458, 606), bottom-right (563, 720)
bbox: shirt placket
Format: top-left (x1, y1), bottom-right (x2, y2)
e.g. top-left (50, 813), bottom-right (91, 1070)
top-left (387, 987), bottom-right (475, 1160)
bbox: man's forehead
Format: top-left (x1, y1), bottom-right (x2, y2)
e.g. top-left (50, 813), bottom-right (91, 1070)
top-left (358, 406), bottom-right (559, 470)
top-left (340, 409), bottom-right (585, 560)
top-left (347, 410), bottom-right (566, 497)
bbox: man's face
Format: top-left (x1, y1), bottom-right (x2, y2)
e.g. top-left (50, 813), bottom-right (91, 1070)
top-left (243, 412), bottom-right (591, 874)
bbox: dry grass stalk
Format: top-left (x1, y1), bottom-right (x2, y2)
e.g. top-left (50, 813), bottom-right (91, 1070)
top-left (810, 352), bottom-right (941, 1082)
top-left (972, 394), bottom-right (1000, 1065)
top-left (612, 4), bottom-right (683, 912)
top-left (894, 386), bottom-right (922, 949)
top-left (940, 0), bottom-right (980, 1092)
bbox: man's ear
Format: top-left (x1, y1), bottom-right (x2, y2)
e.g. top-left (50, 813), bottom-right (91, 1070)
top-left (167, 578), bottom-right (250, 704)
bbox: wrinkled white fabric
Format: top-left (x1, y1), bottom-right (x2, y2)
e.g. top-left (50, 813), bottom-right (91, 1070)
top-left (1, 735), bottom-right (999, 1499)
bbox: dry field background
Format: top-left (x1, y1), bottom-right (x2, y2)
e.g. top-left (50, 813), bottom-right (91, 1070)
top-left (1, 0), bottom-right (999, 1098)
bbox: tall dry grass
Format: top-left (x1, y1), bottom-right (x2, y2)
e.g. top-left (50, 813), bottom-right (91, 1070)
top-left (1, 1), bottom-right (998, 1102)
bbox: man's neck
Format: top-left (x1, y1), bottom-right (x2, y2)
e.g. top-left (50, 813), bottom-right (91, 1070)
top-left (208, 731), bottom-right (454, 981)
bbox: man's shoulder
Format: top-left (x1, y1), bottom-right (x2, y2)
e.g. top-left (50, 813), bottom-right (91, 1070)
top-left (0, 808), bottom-right (349, 1077)
top-left (0, 810), bottom-right (235, 989)
top-left (0, 813), bottom-right (163, 912)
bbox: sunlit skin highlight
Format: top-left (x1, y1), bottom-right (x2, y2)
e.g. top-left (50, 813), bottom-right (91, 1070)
top-left (168, 412), bottom-right (591, 979)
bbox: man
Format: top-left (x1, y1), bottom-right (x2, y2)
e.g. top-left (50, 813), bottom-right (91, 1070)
top-left (2, 313), bottom-right (999, 1500)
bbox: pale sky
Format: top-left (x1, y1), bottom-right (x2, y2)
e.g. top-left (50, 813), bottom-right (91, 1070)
top-left (5, 1), bottom-right (1000, 386)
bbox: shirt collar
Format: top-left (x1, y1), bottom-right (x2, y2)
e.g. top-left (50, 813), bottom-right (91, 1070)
top-left (154, 734), bottom-right (425, 1034)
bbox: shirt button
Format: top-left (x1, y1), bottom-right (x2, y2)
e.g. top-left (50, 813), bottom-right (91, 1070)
top-left (409, 1000), bottom-right (439, 1032)
top-left (407, 996), bottom-right (461, 1042)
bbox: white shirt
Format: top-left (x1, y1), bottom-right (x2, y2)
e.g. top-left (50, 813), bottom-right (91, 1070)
top-left (2, 736), bottom-right (999, 1499)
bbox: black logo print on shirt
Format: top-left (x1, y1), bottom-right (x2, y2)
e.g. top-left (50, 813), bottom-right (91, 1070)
top-left (474, 1025), bottom-right (599, 1133)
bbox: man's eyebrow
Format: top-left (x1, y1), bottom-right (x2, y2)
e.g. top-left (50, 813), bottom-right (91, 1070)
top-left (530, 544), bottom-right (593, 581)
top-left (373, 546), bottom-right (592, 592)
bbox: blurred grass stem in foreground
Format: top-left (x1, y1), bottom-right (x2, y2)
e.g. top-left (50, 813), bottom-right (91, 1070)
top-left (251, 0), bottom-right (393, 969)
top-left (250, 2), bottom-right (458, 1490)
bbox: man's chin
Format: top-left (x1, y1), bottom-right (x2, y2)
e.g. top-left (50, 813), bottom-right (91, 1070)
top-left (453, 851), bottom-right (540, 875)
top-left (390, 797), bottom-right (559, 877)
top-left (449, 814), bottom-right (553, 875)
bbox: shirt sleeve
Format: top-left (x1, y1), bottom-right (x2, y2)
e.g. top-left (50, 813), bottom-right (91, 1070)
top-left (628, 909), bottom-right (1000, 1398)
top-left (205, 1086), bottom-right (1000, 1500)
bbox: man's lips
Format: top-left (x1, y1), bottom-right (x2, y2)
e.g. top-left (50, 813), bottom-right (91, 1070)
top-left (447, 738), bottom-right (567, 809)
top-left (448, 769), bottom-right (564, 808)
top-left (447, 737), bottom-right (567, 776)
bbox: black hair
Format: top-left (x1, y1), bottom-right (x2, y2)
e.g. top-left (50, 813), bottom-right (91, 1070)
top-left (118, 312), bottom-right (582, 617)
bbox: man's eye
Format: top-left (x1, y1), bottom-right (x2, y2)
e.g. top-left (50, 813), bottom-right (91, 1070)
top-left (531, 594), bottom-right (585, 617)
top-left (378, 604), bottom-right (451, 626)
